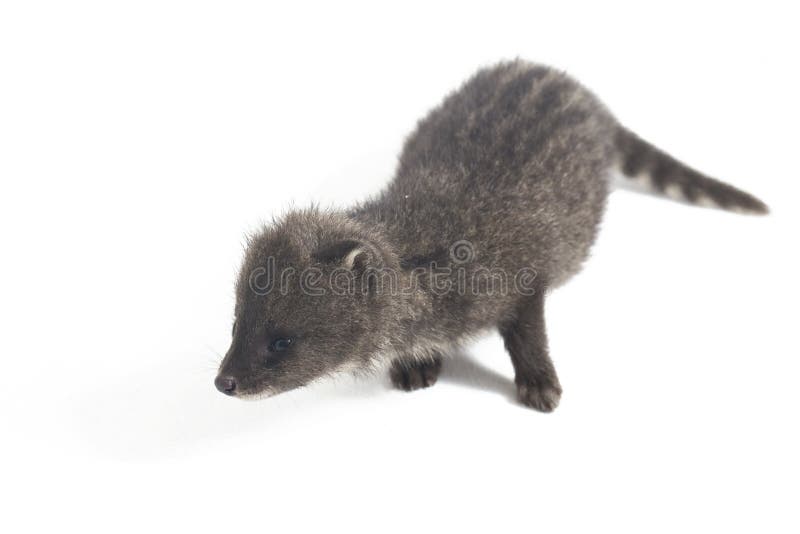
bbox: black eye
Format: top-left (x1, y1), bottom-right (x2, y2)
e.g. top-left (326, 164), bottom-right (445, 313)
top-left (269, 337), bottom-right (292, 352)
top-left (231, 320), bottom-right (237, 337)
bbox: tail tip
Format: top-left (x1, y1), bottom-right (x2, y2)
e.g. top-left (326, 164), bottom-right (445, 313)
top-left (730, 194), bottom-right (769, 216)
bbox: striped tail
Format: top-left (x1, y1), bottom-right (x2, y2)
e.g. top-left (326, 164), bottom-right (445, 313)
top-left (615, 126), bottom-right (768, 214)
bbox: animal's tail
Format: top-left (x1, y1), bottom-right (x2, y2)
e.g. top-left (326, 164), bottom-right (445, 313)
top-left (614, 126), bottom-right (768, 214)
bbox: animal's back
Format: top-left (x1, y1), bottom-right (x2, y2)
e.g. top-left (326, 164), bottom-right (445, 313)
top-left (355, 60), bottom-right (618, 285)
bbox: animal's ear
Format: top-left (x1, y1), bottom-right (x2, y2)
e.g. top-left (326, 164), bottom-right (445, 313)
top-left (312, 239), bottom-right (376, 271)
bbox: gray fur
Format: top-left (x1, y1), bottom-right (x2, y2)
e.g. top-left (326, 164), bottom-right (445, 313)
top-left (216, 60), bottom-right (767, 411)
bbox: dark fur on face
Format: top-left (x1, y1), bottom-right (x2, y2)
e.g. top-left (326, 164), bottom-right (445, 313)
top-left (216, 60), bottom-right (767, 409)
top-left (217, 210), bottom-right (402, 398)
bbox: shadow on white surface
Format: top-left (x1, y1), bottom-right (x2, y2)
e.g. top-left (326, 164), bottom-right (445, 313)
top-left (73, 349), bottom-right (519, 461)
top-left (72, 358), bottom-right (387, 461)
top-left (439, 350), bottom-right (517, 403)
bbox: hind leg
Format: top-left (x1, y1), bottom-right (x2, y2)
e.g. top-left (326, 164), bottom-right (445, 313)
top-left (500, 289), bottom-right (562, 412)
top-left (389, 351), bottom-right (443, 391)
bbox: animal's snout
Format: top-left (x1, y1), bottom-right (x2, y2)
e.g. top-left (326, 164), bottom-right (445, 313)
top-left (215, 375), bottom-right (237, 396)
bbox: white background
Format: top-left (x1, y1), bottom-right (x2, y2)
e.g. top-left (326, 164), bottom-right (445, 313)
top-left (1, 1), bottom-right (798, 532)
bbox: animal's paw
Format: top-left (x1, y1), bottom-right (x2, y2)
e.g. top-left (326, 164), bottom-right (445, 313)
top-left (516, 380), bottom-right (562, 412)
top-left (390, 356), bottom-right (442, 391)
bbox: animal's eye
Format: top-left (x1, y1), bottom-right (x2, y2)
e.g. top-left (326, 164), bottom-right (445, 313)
top-left (269, 337), bottom-right (293, 352)
top-left (231, 320), bottom-right (237, 337)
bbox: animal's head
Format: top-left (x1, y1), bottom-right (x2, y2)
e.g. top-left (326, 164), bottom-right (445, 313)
top-left (215, 209), bottom-right (400, 399)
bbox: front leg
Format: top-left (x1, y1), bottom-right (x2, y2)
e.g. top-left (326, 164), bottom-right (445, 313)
top-left (500, 289), bottom-right (562, 412)
top-left (389, 351), bottom-right (443, 391)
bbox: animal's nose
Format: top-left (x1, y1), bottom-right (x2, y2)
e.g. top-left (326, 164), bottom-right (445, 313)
top-left (215, 375), bottom-right (237, 395)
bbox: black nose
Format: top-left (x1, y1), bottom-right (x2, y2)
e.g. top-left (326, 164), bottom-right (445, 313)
top-left (215, 375), bottom-right (237, 395)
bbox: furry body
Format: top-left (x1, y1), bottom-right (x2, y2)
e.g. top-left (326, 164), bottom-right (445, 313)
top-left (216, 60), bottom-right (766, 411)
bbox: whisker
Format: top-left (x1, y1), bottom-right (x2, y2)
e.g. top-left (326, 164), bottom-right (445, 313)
top-left (203, 343), bottom-right (224, 366)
